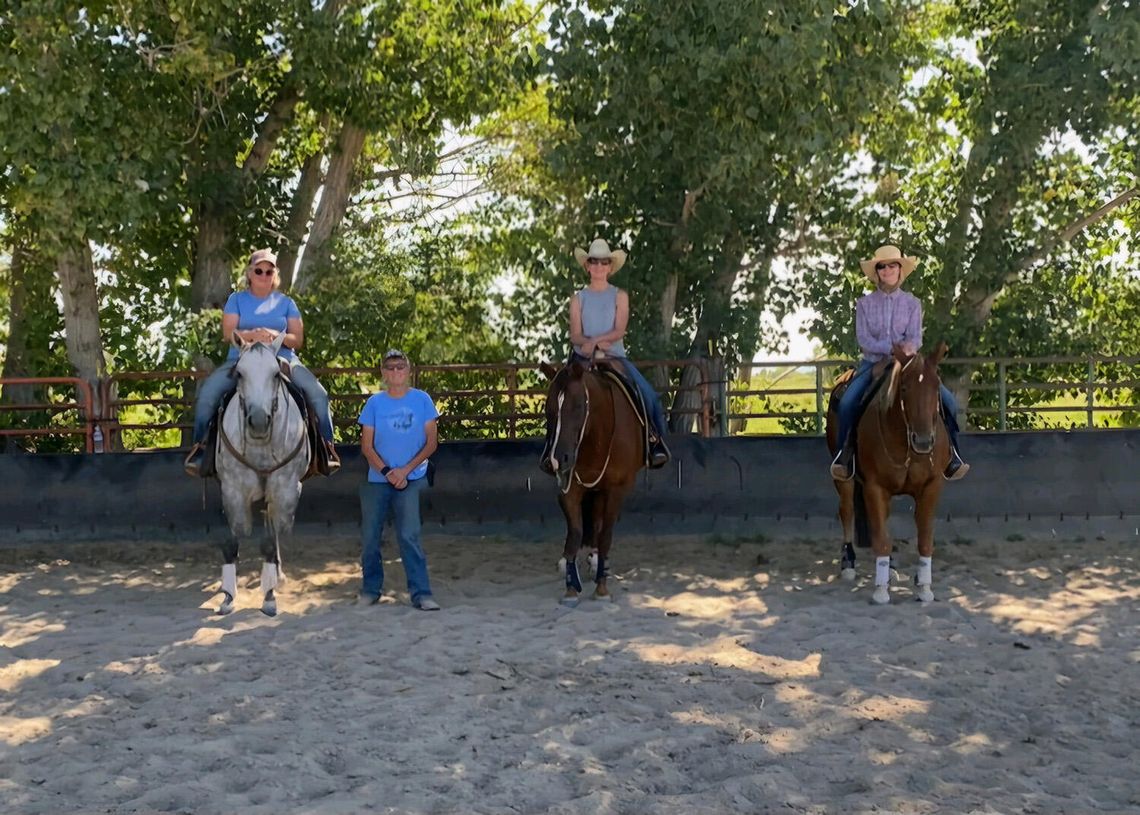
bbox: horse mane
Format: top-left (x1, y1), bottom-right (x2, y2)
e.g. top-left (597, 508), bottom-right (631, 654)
top-left (878, 358), bottom-right (903, 412)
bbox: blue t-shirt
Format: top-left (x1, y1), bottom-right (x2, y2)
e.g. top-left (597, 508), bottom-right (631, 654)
top-left (358, 389), bottom-right (439, 483)
top-left (224, 290), bottom-right (302, 361)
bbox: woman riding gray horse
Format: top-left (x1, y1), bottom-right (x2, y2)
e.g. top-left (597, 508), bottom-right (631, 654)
top-left (184, 248), bottom-right (339, 476)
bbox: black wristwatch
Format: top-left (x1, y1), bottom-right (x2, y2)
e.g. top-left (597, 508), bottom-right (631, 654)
top-left (380, 466), bottom-right (392, 476)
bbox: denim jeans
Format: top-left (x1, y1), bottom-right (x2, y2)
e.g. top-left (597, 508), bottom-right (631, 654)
top-left (617, 358), bottom-right (668, 440)
top-left (287, 362), bottom-right (334, 442)
top-left (836, 359), bottom-right (875, 449)
top-left (192, 359), bottom-right (334, 443)
top-left (359, 478), bottom-right (433, 603)
top-left (837, 359), bottom-right (963, 451)
top-left (192, 361), bottom-right (238, 443)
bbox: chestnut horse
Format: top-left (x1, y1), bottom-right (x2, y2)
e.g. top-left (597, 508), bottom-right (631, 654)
top-left (826, 343), bottom-right (951, 604)
top-left (539, 359), bottom-right (645, 606)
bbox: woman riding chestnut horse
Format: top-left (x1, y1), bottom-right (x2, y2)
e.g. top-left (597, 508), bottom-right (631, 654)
top-left (826, 245), bottom-right (970, 604)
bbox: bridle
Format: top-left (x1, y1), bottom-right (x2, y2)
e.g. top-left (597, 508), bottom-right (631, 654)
top-left (554, 368), bottom-right (615, 494)
top-left (877, 355), bottom-right (937, 471)
top-left (219, 350), bottom-right (306, 477)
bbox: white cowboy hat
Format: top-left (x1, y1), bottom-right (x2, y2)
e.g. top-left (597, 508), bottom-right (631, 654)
top-left (573, 238), bottom-right (627, 274)
top-left (860, 245), bottom-right (917, 284)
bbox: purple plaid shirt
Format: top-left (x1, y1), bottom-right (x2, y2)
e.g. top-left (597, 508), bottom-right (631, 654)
top-left (855, 289), bottom-right (923, 362)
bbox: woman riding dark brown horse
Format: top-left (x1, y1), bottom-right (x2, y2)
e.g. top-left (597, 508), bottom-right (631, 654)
top-left (826, 343), bottom-right (951, 604)
top-left (539, 359), bottom-right (646, 606)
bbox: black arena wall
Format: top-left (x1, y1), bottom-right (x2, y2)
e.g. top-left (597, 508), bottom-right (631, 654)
top-left (2, 431), bottom-right (1138, 543)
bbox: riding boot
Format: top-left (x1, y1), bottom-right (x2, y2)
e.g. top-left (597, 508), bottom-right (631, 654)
top-left (323, 440), bottom-right (341, 475)
top-left (183, 443), bottom-right (206, 477)
top-left (944, 445), bottom-right (970, 481)
top-left (829, 440), bottom-right (855, 481)
top-left (648, 433), bottom-right (670, 469)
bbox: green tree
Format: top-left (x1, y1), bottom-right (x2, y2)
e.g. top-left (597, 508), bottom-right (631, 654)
top-left (802, 0), bottom-right (1139, 425)
top-left (490, 0), bottom-right (910, 429)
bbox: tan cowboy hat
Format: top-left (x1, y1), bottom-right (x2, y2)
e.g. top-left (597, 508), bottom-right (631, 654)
top-left (573, 238), bottom-right (627, 274)
top-left (860, 245), bottom-right (917, 284)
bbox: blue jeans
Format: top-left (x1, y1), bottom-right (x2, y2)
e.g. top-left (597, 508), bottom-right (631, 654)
top-left (359, 478), bottom-right (433, 603)
top-left (617, 358), bottom-right (668, 440)
top-left (837, 359), bottom-right (962, 450)
top-left (192, 359), bottom-right (334, 443)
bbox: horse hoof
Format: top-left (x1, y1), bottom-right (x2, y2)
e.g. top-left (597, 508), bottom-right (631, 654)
top-left (557, 557), bottom-right (567, 577)
top-left (915, 586), bottom-right (935, 603)
top-left (560, 594), bottom-right (580, 608)
top-left (592, 592), bottom-right (612, 603)
top-left (840, 567), bottom-right (856, 581)
top-left (261, 600), bottom-right (278, 617)
top-left (871, 587), bottom-right (891, 605)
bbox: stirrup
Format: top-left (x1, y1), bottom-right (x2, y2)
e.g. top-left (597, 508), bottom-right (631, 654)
top-left (944, 451), bottom-right (969, 481)
top-left (829, 448), bottom-right (854, 482)
top-left (648, 434), bottom-right (670, 469)
top-left (183, 443), bottom-right (205, 477)
top-left (324, 440), bottom-right (341, 475)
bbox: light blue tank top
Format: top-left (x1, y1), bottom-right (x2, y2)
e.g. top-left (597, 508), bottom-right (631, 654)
top-left (574, 286), bottom-right (626, 358)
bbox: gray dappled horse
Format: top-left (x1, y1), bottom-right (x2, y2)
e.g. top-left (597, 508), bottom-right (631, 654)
top-left (216, 335), bottom-right (310, 616)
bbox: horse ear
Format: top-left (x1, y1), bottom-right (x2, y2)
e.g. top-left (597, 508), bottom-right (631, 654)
top-left (892, 344), bottom-right (910, 365)
top-left (569, 360), bottom-right (586, 377)
top-left (231, 333), bottom-right (247, 352)
top-left (539, 362), bottom-right (559, 381)
top-left (930, 341), bottom-right (949, 365)
top-left (271, 333), bottom-right (287, 354)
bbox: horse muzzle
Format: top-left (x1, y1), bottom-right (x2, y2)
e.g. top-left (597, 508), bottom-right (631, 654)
top-left (909, 432), bottom-right (935, 455)
top-left (246, 409), bottom-right (272, 438)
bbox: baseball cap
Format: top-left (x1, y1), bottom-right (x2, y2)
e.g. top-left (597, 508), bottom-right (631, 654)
top-left (247, 248), bottom-right (278, 268)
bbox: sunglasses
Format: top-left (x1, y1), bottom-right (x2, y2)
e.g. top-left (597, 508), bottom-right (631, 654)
top-left (875, 262), bottom-right (901, 271)
top-left (252, 266), bottom-right (276, 276)
top-left (587, 258), bottom-right (612, 266)
top-left (383, 362), bottom-right (409, 371)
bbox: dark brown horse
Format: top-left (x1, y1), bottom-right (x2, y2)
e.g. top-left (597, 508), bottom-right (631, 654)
top-left (539, 359), bottom-right (646, 606)
top-left (826, 343), bottom-right (951, 604)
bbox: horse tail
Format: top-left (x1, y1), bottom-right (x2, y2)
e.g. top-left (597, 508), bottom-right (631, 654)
top-left (853, 478), bottom-right (870, 549)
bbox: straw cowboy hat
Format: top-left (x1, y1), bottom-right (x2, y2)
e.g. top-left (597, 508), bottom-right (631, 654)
top-left (860, 245), bottom-right (917, 284)
top-left (573, 238), bottom-right (627, 274)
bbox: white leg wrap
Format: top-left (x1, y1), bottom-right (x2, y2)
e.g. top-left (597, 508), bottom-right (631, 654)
top-left (261, 562), bottom-right (278, 594)
top-left (916, 556), bottom-right (932, 586)
top-left (875, 556), bottom-right (891, 587)
top-left (222, 563), bottom-right (238, 597)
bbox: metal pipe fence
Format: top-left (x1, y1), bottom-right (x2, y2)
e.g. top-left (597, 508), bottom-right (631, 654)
top-left (3, 355), bottom-right (1138, 452)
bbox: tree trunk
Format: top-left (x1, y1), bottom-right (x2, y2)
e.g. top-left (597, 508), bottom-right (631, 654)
top-left (190, 205), bottom-right (232, 311)
top-left (277, 141), bottom-right (327, 291)
top-left (55, 241), bottom-right (106, 417)
top-left (1, 244), bottom-right (41, 452)
top-left (668, 233), bottom-right (743, 435)
top-left (295, 121), bottom-right (367, 292)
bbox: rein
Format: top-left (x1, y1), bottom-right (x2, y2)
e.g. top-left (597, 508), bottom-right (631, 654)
top-left (560, 369), bottom-right (615, 494)
top-left (220, 375), bottom-right (306, 477)
top-left (876, 356), bottom-right (935, 471)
